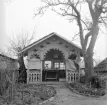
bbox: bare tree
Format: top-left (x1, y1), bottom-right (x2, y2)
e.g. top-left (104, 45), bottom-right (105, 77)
top-left (36, 0), bottom-right (107, 81)
top-left (9, 29), bottom-right (36, 83)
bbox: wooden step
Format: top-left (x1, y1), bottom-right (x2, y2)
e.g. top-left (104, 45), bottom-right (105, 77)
top-left (46, 78), bottom-right (57, 79)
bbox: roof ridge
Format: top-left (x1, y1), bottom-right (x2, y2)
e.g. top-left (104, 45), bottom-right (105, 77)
top-left (0, 54), bottom-right (17, 61)
top-left (94, 57), bottom-right (107, 68)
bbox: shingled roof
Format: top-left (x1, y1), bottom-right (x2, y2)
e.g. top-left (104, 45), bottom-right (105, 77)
top-left (94, 58), bottom-right (107, 73)
top-left (0, 54), bottom-right (17, 61)
top-left (0, 54), bottom-right (18, 70)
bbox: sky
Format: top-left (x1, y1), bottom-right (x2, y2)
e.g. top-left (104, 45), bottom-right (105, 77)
top-left (1, 0), bottom-right (107, 61)
top-left (0, 0), bottom-right (6, 51)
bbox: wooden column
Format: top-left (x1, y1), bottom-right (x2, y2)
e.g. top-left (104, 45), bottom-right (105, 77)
top-left (40, 52), bottom-right (44, 82)
top-left (27, 69), bottom-right (30, 83)
top-left (65, 52), bottom-right (68, 82)
top-left (65, 58), bottom-right (68, 82)
top-left (41, 60), bottom-right (43, 82)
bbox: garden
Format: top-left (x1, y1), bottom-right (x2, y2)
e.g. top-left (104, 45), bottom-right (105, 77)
top-left (0, 83), bottom-right (56, 105)
top-left (67, 76), bottom-right (107, 97)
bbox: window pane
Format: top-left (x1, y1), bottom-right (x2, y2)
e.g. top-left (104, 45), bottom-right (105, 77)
top-left (44, 61), bottom-right (51, 69)
top-left (55, 63), bottom-right (59, 69)
top-left (60, 63), bottom-right (65, 69)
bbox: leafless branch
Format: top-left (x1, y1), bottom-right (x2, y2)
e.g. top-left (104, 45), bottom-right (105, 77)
top-left (34, 0), bottom-right (68, 16)
top-left (52, 8), bottom-right (77, 17)
top-left (71, 33), bottom-right (79, 42)
top-left (71, 28), bottom-right (88, 42)
top-left (99, 27), bottom-right (107, 35)
top-left (86, 0), bottom-right (95, 20)
top-left (9, 29), bottom-right (36, 56)
top-left (80, 19), bottom-right (90, 30)
top-left (99, 16), bottom-right (107, 28)
top-left (35, 0), bottom-right (107, 61)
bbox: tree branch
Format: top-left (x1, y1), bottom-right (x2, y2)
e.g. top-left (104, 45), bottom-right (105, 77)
top-left (52, 7), bottom-right (77, 18)
top-left (86, 0), bottom-right (95, 20)
top-left (68, 0), bottom-right (85, 50)
top-left (80, 19), bottom-right (90, 30)
top-left (84, 31), bottom-right (92, 49)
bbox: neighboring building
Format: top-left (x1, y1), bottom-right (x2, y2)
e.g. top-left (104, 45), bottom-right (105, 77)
top-left (19, 32), bottom-right (83, 83)
top-left (94, 58), bottom-right (107, 74)
top-left (94, 58), bottom-right (107, 79)
top-left (0, 54), bottom-right (19, 83)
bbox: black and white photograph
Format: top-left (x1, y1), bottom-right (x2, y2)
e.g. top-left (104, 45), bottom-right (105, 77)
top-left (0, 0), bottom-right (107, 105)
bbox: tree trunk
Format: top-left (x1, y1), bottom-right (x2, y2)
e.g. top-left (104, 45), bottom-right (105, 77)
top-left (18, 56), bottom-right (26, 71)
top-left (18, 56), bottom-right (27, 83)
top-left (84, 51), bottom-right (94, 81)
top-left (83, 24), bottom-right (99, 82)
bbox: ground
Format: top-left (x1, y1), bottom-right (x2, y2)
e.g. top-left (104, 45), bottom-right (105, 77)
top-left (0, 83), bottom-right (56, 105)
top-left (1, 82), bottom-right (107, 105)
top-left (41, 82), bottom-right (107, 105)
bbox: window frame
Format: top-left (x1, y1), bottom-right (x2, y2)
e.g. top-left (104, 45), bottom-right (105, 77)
top-left (44, 60), bottom-right (52, 69)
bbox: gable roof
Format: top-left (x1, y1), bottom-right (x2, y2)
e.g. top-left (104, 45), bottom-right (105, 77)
top-left (94, 58), bottom-right (107, 72)
top-left (18, 32), bottom-right (82, 55)
top-left (0, 54), bottom-right (17, 61)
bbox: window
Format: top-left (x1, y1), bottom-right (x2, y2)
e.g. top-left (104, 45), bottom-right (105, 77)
top-left (60, 63), bottom-right (65, 69)
top-left (44, 61), bottom-right (51, 69)
top-left (54, 63), bottom-right (59, 69)
top-left (54, 62), bottom-right (65, 69)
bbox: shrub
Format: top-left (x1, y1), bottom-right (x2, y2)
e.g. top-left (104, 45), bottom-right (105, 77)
top-left (100, 79), bottom-right (106, 89)
top-left (89, 76), bottom-right (106, 89)
top-left (80, 76), bottom-right (86, 84)
top-left (39, 86), bottom-right (56, 100)
top-left (68, 82), bottom-right (106, 97)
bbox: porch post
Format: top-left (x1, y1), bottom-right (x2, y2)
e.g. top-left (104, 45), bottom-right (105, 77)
top-left (40, 53), bottom-right (44, 82)
top-left (41, 60), bottom-right (43, 82)
top-left (27, 69), bottom-right (29, 83)
top-left (65, 54), bottom-right (68, 82)
top-left (65, 59), bottom-right (67, 82)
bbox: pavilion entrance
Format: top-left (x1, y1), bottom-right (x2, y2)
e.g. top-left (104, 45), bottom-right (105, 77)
top-left (42, 49), bottom-right (66, 81)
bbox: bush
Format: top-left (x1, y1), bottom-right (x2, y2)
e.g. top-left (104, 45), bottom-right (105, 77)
top-left (80, 75), bottom-right (106, 89)
top-left (39, 86), bottom-right (56, 100)
top-left (80, 76), bottom-right (86, 84)
top-left (0, 81), bottom-right (9, 96)
top-left (100, 79), bottom-right (106, 89)
top-left (68, 82), bottom-right (106, 97)
top-left (89, 76), bottom-right (106, 89)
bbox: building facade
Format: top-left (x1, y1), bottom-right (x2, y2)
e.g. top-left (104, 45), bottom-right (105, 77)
top-left (94, 58), bottom-right (107, 74)
top-left (94, 58), bottom-right (107, 80)
top-left (19, 32), bottom-right (83, 83)
top-left (0, 54), bottom-right (19, 89)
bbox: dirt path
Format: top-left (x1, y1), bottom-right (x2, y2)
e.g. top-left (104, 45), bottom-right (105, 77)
top-left (41, 83), bottom-right (107, 105)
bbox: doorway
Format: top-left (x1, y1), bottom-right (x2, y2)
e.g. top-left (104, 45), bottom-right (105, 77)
top-left (42, 48), bottom-right (66, 81)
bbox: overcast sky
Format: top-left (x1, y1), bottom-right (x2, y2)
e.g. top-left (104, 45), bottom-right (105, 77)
top-left (1, 0), bottom-right (107, 60)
